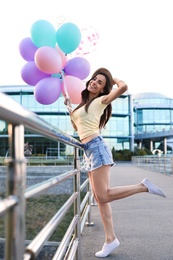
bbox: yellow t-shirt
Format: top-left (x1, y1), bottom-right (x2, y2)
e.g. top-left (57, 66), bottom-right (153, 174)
top-left (71, 96), bottom-right (107, 140)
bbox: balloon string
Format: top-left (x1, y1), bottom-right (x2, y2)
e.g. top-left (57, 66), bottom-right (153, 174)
top-left (61, 70), bottom-right (73, 113)
top-left (61, 70), bottom-right (69, 98)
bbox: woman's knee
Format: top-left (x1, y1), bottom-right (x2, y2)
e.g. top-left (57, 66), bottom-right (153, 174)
top-left (97, 193), bottom-right (108, 203)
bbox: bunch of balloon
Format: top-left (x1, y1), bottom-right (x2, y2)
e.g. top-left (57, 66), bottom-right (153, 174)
top-left (19, 19), bottom-right (91, 105)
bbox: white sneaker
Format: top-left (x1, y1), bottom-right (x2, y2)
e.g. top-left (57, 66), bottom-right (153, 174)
top-left (95, 238), bottom-right (120, 258)
top-left (141, 178), bottom-right (166, 198)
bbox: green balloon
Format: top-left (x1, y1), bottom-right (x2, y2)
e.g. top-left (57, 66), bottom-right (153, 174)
top-left (31, 19), bottom-right (56, 48)
top-left (56, 22), bottom-right (81, 54)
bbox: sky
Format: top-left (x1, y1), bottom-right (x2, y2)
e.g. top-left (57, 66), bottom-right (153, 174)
top-left (0, 0), bottom-right (173, 97)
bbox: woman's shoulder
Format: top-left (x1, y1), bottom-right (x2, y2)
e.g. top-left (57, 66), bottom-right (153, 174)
top-left (91, 95), bottom-right (107, 107)
top-left (94, 95), bottom-right (106, 102)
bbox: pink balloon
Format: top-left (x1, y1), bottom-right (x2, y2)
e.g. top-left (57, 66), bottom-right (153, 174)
top-left (62, 75), bottom-right (85, 104)
top-left (19, 37), bottom-right (38, 61)
top-left (35, 46), bottom-right (63, 74)
top-left (21, 61), bottom-right (51, 86)
top-left (34, 77), bottom-right (62, 105)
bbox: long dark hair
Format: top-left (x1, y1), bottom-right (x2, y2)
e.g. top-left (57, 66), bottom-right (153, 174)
top-left (73, 68), bottom-right (114, 129)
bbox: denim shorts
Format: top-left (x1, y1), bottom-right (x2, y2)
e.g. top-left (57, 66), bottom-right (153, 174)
top-left (82, 136), bottom-right (114, 171)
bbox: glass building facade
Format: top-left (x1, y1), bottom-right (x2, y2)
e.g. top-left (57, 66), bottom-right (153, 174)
top-left (1, 87), bottom-right (173, 155)
top-left (133, 92), bottom-right (173, 134)
top-left (0, 86), bottom-right (132, 157)
top-left (133, 92), bottom-right (173, 151)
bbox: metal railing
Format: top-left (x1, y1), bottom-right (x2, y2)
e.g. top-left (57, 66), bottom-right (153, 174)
top-left (0, 92), bottom-right (94, 260)
top-left (0, 156), bottom-right (78, 166)
top-left (132, 155), bottom-right (173, 175)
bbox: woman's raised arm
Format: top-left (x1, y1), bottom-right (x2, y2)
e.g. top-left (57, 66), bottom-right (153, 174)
top-left (102, 78), bottom-right (128, 104)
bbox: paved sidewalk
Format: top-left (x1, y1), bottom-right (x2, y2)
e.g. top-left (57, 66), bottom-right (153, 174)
top-left (81, 163), bottom-right (173, 260)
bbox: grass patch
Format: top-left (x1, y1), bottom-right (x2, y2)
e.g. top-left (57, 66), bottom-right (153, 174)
top-left (26, 194), bottom-right (74, 241)
top-left (0, 193), bottom-right (84, 242)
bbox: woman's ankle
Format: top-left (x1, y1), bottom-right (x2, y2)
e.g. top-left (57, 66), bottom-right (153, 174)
top-left (106, 236), bottom-right (116, 244)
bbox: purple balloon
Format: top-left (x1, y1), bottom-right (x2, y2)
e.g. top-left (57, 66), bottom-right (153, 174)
top-left (34, 77), bottom-right (62, 105)
top-left (64, 57), bottom-right (91, 80)
top-left (21, 61), bottom-right (51, 86)
top-left (19, 37), bottom-right (38, 61)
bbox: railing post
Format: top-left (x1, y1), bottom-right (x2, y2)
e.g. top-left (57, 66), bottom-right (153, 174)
top-left (73, 147), bottom-right (81, 260)
top-left (5, 124), bottom-right (27, 260)
top-left (85, 181), bottom-right (95, 226)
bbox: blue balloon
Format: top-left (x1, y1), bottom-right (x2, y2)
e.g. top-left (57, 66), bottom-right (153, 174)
top-left (52, 73), bottom-right (62, 79)
top-left (56, 22), bottom-right (81, 54)
top-left (30, 20), bottom-right (56, 48)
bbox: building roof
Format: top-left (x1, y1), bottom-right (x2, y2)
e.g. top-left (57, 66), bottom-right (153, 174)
top-left (0, 85), bottom-right (34, 93)
top-left (133, 92), bottom-right (169, 99)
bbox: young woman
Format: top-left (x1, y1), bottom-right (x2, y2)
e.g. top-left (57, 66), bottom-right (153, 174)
top-left (64, 67), bottom-right (166, 258)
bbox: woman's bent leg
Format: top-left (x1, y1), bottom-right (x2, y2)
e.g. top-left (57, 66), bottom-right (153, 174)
top-left (90, 165), bottom-right (147, 203)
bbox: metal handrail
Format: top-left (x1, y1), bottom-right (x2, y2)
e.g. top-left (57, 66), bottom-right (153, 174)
top-left (0, 92), bottom-right (94, 260)
top-left (132, 155), bottom-right (173, 175)
top-left (25, 169), bottom-right (78, 199)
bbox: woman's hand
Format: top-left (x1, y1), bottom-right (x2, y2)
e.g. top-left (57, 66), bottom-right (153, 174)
top-left (64, 97), bottom-right (73, 113)
top-left (64, 97), bottom-right (71, 106)
top-left (64, 97), bottom-right (77, 130)
top-left (113, 78), bottom-right (125, 86)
